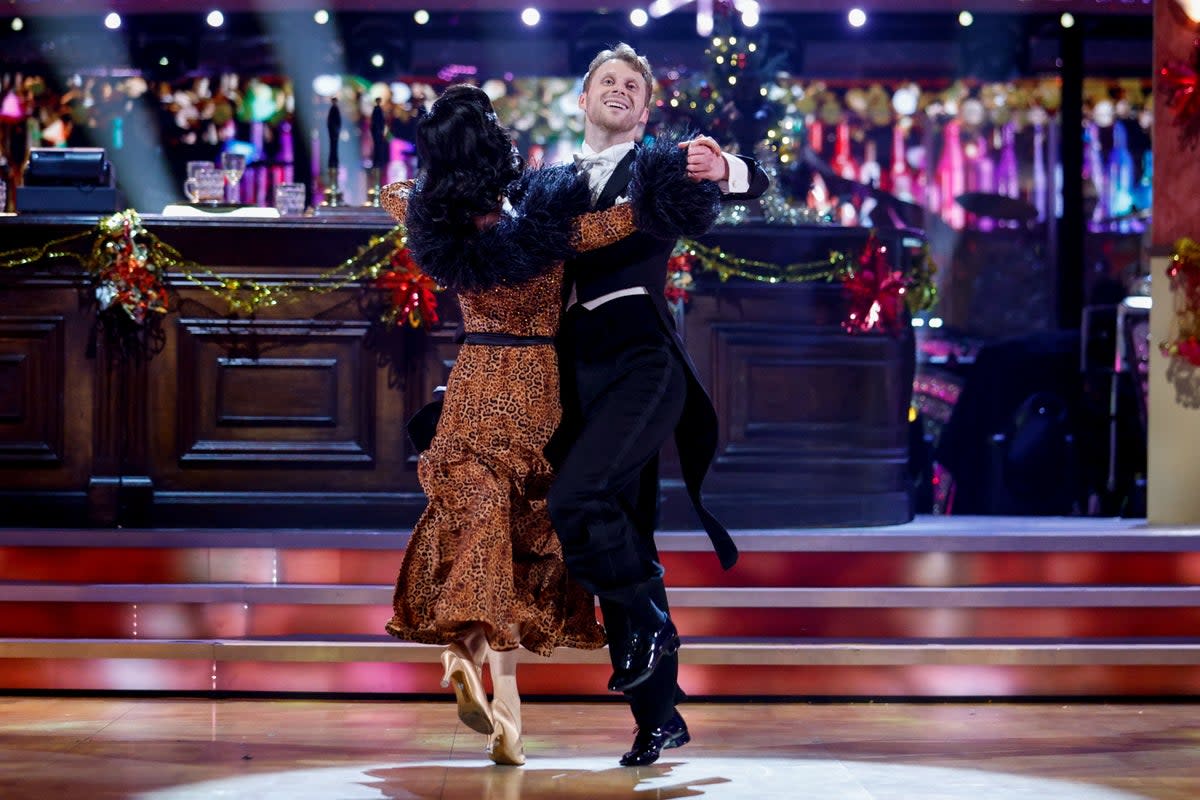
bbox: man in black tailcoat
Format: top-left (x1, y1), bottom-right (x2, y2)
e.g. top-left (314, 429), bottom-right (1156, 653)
top-left (546, 43), bottom-right (769, 766)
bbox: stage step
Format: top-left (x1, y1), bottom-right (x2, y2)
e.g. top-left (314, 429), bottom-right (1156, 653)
top-left (1, 517), bottom-right (1197, 696)
top-left (3, 583), bottom-right (1199, 606)
top-left (1, 637), bottom-right (1198, 696)
top-left (4, 636), bottom-right (1200, 665)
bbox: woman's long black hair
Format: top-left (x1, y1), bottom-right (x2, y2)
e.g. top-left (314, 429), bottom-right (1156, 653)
top-left (414, 84), bottom-right (523, 229)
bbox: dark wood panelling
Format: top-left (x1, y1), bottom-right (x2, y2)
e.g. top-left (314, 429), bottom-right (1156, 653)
top-left (176, 319), bottom-right (375, 467)
top-left (0, 215), bottom-right (916, 527)
top-left (0, 354), bottom-right (26, 421)
top-left (0, 317), bottom-right (64, 466)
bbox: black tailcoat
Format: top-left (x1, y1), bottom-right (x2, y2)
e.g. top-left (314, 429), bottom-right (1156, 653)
top-left (558, 149), bottom-right (769, 570)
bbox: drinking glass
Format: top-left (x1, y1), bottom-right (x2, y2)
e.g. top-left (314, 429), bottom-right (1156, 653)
top-left (274, 182), bottom-right (307, 216)
top-left (184, 161), bottom-right (216, 202)
top-left (184, 167), bottom-right (225, 205)
top-left (221, 152), bottom-right (247, 204)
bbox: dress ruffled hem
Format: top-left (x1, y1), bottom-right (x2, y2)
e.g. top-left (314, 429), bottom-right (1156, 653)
top-left (384, 616), bottom-right (604, 658)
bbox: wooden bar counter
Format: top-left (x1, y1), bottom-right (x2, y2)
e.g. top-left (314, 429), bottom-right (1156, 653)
top-left (0, 213), bottom-right (916, 529)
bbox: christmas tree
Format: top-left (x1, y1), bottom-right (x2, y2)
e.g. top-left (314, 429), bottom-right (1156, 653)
top-left (655, 12), bottom-right (786, 157)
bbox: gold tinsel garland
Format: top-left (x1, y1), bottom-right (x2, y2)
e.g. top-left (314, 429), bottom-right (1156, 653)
top-left (0, 210), bottom-right (421, 321)
top-left (2, 213), bottom-right (940, 344)
top-left (675, 236), bottom-right (939, 329)
top-left (676, 238), bottom-right (850, 284)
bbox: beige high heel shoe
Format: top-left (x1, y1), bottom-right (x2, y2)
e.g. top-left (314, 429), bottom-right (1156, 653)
top-left (487, 698), bottom-right (525, 766)
top-left (441, 643), bottom-right (494, 735)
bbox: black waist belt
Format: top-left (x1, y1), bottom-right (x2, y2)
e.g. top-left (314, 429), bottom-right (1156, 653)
top-left (462, 332), bottom-right (555, 347)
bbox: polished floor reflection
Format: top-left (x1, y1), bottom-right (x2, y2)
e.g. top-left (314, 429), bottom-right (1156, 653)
top-left (0, 698), bottom-right (1196, 799)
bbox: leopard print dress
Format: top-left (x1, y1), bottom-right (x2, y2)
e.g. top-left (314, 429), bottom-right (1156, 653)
top-left (381, 182), bottom-right (634, 656)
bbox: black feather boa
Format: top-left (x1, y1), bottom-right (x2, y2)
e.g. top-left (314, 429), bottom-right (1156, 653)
top-left (405, 164), bottom-right (591, 292)
top-left (628, 133), bottom-right (722, 240)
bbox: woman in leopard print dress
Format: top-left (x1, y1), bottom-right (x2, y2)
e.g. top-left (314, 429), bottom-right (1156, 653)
top-left (380, 85), bottom-right (718, 765)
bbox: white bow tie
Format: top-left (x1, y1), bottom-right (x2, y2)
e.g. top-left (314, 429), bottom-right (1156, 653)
top-left (574, 151), bottom-right (618, 173)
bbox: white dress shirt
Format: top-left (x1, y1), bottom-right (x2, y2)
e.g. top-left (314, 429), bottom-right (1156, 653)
top-left (574, 140), bottom-right (750, 203)
top-left (569, 139), bottom-right (750, 310)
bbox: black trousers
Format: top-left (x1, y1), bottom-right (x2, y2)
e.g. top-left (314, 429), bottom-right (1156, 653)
top-left (548, 296), bottom-right (688, 730)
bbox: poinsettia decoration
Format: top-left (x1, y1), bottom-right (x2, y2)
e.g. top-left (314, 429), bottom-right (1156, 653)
top-left (665, 252), bottom-right (696, 305)
top-left (842, 233), bottom-right (908, 334)
top-left (375, 243), bottom-right (439, 329)
top-left (1159, 37), bottom-right (1200, 150)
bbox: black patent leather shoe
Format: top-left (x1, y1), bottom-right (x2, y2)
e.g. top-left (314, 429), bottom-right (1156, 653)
top-left (619, 711), bottom-right (690, 766)
top-left (608, 618), bottom-right (680, 693)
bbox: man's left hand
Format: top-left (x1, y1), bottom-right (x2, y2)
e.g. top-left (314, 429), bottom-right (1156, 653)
top-left (679, 136), bottom-right (729, 182)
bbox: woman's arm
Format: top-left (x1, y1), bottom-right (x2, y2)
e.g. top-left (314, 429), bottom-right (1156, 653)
top-left (380, 180), bottom-right (415, 223)
top-left (570, 204), bottom-right (636, 253)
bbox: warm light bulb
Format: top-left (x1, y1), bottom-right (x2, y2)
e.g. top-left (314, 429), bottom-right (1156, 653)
top-left (1176, 0), bottom-right (1200, 21)
top-left (414, 9), bottom-right (430, 25)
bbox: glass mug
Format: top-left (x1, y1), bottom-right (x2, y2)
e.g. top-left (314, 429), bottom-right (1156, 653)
top-left (184, 167), bottom-right (225, 204)
top-left (274, 182), bottom-right (307, 216)
top-left (184, 161), bottom-right (215, 200)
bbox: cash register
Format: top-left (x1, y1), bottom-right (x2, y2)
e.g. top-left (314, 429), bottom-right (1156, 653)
top-left (16, 148), bottom-right (120, 213)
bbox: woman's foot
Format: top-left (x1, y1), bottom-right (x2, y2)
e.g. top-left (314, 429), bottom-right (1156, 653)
top-left (485, 626), bottom-right (524, 766)
top-left (487, 698), bottom-right (526, 766)
top-left (441, 643), bottom-right (494, 735)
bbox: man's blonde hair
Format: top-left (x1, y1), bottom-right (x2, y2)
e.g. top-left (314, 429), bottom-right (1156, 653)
top-left (582, 43), bottom-right (654, 106)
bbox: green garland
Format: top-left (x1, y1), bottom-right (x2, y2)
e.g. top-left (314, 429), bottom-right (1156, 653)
top-left (1, 212), bottom-right (939, 345)
top-left (675, 236), bottom-right (939, 320)
top-left (0, 210), bottom-right (409, 317)
top-left (676, 238), bottom-right (850, 284)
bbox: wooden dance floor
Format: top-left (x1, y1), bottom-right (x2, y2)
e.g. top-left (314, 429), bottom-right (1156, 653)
top-left (0, 697), bottom-right (1196, 799)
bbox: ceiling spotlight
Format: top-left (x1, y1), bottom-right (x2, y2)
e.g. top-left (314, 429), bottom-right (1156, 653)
top-left (521, 7), bottom-right (541, 26)
top-left (1176, 0), bottom-right (1200, 23)
top-left (958, 10), bottom-right (973, 26)
top-left (313, 9), bottom-right (330, 25)
top-left (206, 10), bottom-right (225, 28)
top-left (1060, 11), bottom-right (1075, 28)
top-left (370, 53), bottom-right (385, 68)
top-left (848, 8), bottom-right (867, 28)
top-left (648, 0), bottom-right (674, 18)
top-left (11, 16), bottom-right (24, 31)
top-left (630, 8), bottom-right (649, 27)
top-left (414, 9), bottom-right (430, 25)
top-left (742, 8), bottom-right (760, 26)
top-left (104, 12), bottom-right (122, 30)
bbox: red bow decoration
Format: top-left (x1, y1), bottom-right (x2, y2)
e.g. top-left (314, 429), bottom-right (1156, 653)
top-left (1159, 38), bottom-right (1200, 150)
top-left (376, 246), bottom-right (439, 329)
top-left (842, 233), bottom-right (907, 334)
top-left (665, 252), bottom-right (696, 305)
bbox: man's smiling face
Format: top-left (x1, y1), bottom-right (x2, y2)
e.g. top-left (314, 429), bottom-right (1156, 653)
top-left (579, 59), bottom-right (650, 139)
